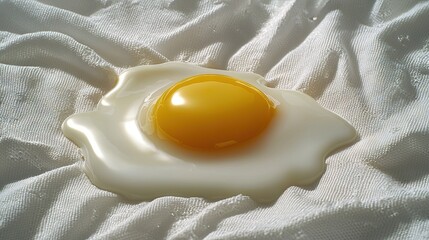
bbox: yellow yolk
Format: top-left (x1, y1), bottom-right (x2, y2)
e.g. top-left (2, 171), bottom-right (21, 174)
top-left (150, 74), bottom-right (276, 150)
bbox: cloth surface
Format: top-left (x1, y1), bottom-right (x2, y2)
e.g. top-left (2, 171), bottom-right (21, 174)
top-left (1, 0), bottom-right (429, 239)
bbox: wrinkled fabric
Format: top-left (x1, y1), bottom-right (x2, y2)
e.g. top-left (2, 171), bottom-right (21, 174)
top-left (1, 0), bottom-right (429, 239)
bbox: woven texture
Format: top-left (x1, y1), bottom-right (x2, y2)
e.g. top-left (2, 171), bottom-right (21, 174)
top-left (1, 0), bottom-right (429, 239)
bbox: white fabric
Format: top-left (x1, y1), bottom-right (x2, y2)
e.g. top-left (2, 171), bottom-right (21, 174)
top-left (1, 0), bottom-right (429, 239)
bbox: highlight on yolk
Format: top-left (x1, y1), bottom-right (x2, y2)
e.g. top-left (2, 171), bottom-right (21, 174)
top-left (150, 74), bottom-right (276, 150)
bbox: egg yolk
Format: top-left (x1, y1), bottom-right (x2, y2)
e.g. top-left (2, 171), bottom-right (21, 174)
top-left (150, 74), bottom-right (275, 150)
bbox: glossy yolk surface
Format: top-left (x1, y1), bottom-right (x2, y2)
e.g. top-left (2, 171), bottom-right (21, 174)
top-left (150, 74), bottom-right (275, 150)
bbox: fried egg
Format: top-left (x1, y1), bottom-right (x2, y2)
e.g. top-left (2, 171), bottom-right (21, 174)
top-left (62, 62), bottom-right (357, 202)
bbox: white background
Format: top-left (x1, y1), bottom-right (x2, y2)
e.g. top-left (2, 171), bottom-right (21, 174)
top-left (1, 0), bottom-right (429, 239)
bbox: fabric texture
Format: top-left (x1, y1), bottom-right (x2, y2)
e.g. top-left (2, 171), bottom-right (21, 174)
top-left (1, 0), bottom-right (429, 239)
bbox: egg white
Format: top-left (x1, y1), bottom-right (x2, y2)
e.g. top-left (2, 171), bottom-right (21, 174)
top-left (62, 62), bottom-right (357, 202)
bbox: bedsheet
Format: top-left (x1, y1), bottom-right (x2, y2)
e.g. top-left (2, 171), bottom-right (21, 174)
top-left (1, 0), bottom-right (429, 239)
